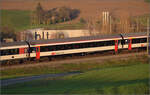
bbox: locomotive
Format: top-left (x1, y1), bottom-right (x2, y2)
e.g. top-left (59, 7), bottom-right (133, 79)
top-left (0, 32), bottom-right (147, 62)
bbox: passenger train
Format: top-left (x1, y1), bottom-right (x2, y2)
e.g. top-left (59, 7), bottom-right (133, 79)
top-left (0, 32), bottom-right (147, 62)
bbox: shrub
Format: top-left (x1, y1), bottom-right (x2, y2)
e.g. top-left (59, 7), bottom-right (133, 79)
top-left (80, 18), bottom-right (86, 24)
top-left (32, 3), bottom-right (80, 25)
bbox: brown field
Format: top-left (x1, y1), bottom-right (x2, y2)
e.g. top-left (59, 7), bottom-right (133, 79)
top-left (0, 0), bottom-right (150, 21)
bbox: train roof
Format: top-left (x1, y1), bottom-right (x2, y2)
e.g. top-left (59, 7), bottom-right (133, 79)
top-left (0, 41), bottom-right (27, 47)
top-left (0, 32), bottom-right (147, 48)
top-left (30, 32), bottom-right (147, 45)
top-left (30, 33), bottom-right (121, 45)
top-left (122, 32), bottom-right (147, 38)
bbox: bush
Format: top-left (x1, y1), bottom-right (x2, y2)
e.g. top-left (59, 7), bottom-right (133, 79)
top-left (80, 18), bottom-right (86, 24)
top-left (32, 3), bottom-right (80, 25)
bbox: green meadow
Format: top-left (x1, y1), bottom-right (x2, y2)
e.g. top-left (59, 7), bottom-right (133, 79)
top-left (1, 63), bottom-right (149, 94)
top-left (1, 54), bottom-right (149, 94)
top-left (1, 10), bottom-right (85, 32)
top-left (1, 54), bottom-right (148, 80)
top-left (145, 0), bottom-right (150, 3)
top-left (1, 10), bottom-right (31, 31)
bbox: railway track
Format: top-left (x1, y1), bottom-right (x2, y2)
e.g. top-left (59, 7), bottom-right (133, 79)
top-left (0, 49), bottom-right (147, 70)
top-left (0, 47), bottom-right (146, 66)
top-left (34, 51), bottom-right (147, 65)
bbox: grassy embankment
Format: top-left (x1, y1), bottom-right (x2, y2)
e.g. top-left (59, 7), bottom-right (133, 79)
top-left (1, 59), bottom-right (149, 94)
top-left (0, 54), bottom-right (148, 80)
top-left (1, 10), bottom-right (85, 32)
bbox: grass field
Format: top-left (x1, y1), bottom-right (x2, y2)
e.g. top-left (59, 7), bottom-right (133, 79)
top-left (1, 10), bottom-right (31, 31)
top-left (31, 22), bottom-right (85, 30)
top-left (145, 0), bottom-right (150, 3)
top-left (0, 54), bottom-right (148, 80)
top-left (1, 63), bottom-right (149, 94)
top-left (1, 10), bottom-right (85, 32)
top-left (1, 54), bottom-right (149, 94)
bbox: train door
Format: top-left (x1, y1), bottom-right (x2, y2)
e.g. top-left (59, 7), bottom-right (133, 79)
top-left (115, 40), bottom-right (118, 53)
top-left (118, 40), bottom-right (122, 49)
top-left (19, 48), bottom-right (28, 56)
top-left (128, 39), bottom-right (132, 50)
top-left (19, 48), bottom-right (29, 59)
top-left (19, 48), bottom-right (24, 54)
top-left (36, 46), bottom-right (40, 59)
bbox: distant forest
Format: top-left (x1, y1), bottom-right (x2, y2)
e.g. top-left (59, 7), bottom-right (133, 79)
top-left (31, 3), bottom-right (80, 25)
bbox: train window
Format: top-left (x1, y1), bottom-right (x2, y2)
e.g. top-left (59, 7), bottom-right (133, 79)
top-left (132, 38), bottom-right (147, 44)
top-left (140, 38), bottom-right (147, 43)
top-left (0, 50), bottom-right (8, 55)
top-left (67, 44), bottom-right (73, 49)
top-left (30, 47), bottom-right (36, 53)
top-left (118, 40), bottom-right (120, 44)
top-left (40, 40), bottom-right (115, 52)
top-left (99, 40), bottom-right (114, 46)
top-left (132, 39), bottom-right (140, 44)
top-left (40, 46), bottom-right (49, 52)
top-left (107, 40), bottom-right (113, 46)
top-left (0, 49), bottom-right (19, 56)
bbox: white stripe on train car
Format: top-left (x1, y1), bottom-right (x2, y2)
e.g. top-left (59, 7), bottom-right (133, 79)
top-left (38, 46), bottom-right (115, 57)
top-left (30, 53), bottom-right (36, 58)
top-left (0, 45), bottom-right (28, 50)
top-left (118, 44), bottom-right (128, 49)
top-left (0, 54), bottom-right (28, 61)
top-left (132, 43), bottom-right (147, 48)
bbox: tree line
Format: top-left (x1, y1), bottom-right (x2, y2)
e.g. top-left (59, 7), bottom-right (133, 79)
top-left (31, 3), bottom-right (80, 25)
